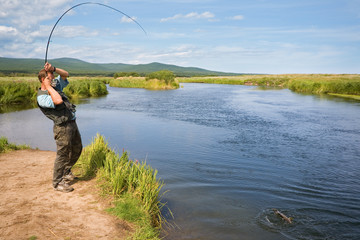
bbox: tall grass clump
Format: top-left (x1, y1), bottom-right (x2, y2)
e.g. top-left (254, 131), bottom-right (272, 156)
top-left (0, 77), bottom-right (108, 111)
top-left (145, 70), bottom-right (179, 89)
top-left (0, 136), bottom-right (30, 153)
top-left (0, 81), bottom-right (38, 104)
top-left (110, 76), bottom-right (179, 90)
top-left (110, 77), bottom-right (148, 88)
top-left (63, 80), bottom-right (108, 98)
top-left (288, 78), bottom-right (360, 95)
top-left (146, 70), bottom-right (175, 85)
top-left (74, 134), bottom-right (169, 239)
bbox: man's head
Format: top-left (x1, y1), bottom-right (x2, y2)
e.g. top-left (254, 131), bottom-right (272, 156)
top-left (38, 69), bottom-right (54, 83)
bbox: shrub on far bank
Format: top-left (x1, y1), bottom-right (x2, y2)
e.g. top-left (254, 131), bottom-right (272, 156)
top-left (114, 72), bottom-right (141, 78)
top-left (146, 70), bottom-right (175, 85)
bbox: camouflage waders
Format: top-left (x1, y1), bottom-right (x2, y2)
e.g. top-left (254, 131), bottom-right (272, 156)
top-left (53, 120), bottom-right (82, 188)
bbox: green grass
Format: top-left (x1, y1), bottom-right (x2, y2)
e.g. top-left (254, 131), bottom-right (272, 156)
top-left (178, 74), bottom-right (360, 98)
top-left (110, 77), bottom-right (179, 90)
top-left (106, 193), bottom-right (160, 240)
top-left (0, 80), bottom-right (38, 105)
top-left (63, 79), bottom-right (108, 99)
top-left (178, 75), bottom-right (290, 86)
top-left (0, 76), bottom-right (109, 106)
top-left (0, 136), bottom-right (30, 153)
top-left (73, 134), bottom-right (169, 239)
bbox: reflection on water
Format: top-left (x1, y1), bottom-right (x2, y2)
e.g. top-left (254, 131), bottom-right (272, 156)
top-left (1, 83), bottom-right (360, 240)
top-left (0, 102), bottom-right (37, 113)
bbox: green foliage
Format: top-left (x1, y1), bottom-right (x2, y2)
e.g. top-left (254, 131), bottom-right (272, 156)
top-left (0, 136), bottom-right (30, 153)
top-left (109, 76), bottom-right (179, 90)
top-left (146, 70), bottom-right (175, 85)
top-left (179, 74), bottom-right (360, 98)
top-left (109, 78), bottom-right (148, 89)
top-left (178, 75), bottom-right (289, 86)
top-left (106, 192), bottom-right (161, 239)
top-left (0, 77), bottom-right (108, 109)
top-left (74, 134), bottom-right (169, 239)
top-left (75, 134), bottom-right (109, 178)
top-left (0, 81), bottom-right (38, 104)
top-left (63, 80), bottom-right (108, 98)
top-left (287, 78), bottom-right (360, 95)
top-left (114, 72), bottom-right (141, 78)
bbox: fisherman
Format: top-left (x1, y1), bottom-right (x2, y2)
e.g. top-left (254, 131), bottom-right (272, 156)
top-left (37, 62), bottom-right (82, 193)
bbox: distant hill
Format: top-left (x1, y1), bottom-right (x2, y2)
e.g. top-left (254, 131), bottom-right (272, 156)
top-left (0, 57), bottom-right (240, 77)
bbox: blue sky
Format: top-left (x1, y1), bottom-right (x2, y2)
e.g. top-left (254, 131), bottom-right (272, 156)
top-left (0, 0), bottom-right (359, 73)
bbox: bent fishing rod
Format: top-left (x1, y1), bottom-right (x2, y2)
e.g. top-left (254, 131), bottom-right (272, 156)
top-left (44, 2), bottom-right (147, 63)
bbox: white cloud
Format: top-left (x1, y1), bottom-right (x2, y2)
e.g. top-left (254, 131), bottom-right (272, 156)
top-left (160, 11), bottom-right (215, 22)
top-left (231, 15), bottom-right (244, 20)
top-left (0, 0), bottom-right (72, 30)
top-left (0, 25), bottom-right (18, 38)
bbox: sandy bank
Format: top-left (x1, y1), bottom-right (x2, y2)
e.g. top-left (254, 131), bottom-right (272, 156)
top-left (0, 149), bottom-right (132, 240)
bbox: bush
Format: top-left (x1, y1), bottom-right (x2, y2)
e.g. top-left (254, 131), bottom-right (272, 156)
top-left (114, 72), bottom-right (140, 78)
top-left (89, 81), bottom-right (108, 96)
top-left (146, 70), bottom-right (175, 85)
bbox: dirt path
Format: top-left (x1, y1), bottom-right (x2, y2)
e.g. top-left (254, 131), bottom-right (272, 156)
top-left (0, 149), bottom-right (132, 240)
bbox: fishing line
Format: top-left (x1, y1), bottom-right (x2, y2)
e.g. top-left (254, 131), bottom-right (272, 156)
top-left (44, 2), bottom-right (147, 63)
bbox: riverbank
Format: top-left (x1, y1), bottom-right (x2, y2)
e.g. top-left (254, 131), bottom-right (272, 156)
top-left (0, 136), bottom-right (166, 240)
top-left (0, 75), bottom-right (179, 113)
top-left (178, 74), bottom-right (360, 100)
top-left (0, 76), bottom-right (109, 107)
top-left (0, 149), bottom-right (132, 239)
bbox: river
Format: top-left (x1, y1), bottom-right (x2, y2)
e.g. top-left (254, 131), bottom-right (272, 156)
top-left (1, 83), bottom-right (360, 240)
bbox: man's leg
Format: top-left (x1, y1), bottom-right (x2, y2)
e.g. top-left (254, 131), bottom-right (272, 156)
top-left (53, 124), bottom-right (71, 188)
top-left (64, 121), bottom-right (82, 176)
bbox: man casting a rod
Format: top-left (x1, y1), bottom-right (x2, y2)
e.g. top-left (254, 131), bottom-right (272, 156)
top-left (37, 62), bottom-right (82, 193)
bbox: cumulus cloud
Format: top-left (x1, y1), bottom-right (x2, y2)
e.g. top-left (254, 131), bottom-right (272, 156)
top-left (160, 11), bottom-right (215, 22)
top-left (0, 25), bottom-right (18, 37)
top-left (0, 0), bottom-right (72, 30)
top-left (0, 0), bottom-right (73, 47)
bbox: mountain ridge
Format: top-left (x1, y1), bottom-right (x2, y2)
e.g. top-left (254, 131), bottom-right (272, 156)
top-left (0, 57), bottom-right (240, 76)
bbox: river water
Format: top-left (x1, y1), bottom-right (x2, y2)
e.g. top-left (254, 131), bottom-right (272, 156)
top-left (1, 83), bottom-right (360, 240)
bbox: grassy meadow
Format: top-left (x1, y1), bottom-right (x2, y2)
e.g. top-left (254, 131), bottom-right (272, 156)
top-left (1, 73), bottom-right (359, 112)
top-left (0, 76), bottom-right (109, 107)
top-left (178, 74), bottom-right (360, 100)
top-left (110, 77), bottom-right (179, 90)
top-left (73, 134), bottom-right (169, 240)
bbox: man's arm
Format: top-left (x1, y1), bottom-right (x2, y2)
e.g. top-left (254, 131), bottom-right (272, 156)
top-left (44, 62), bottom-right (69, 80)
top-left (44, 76), bottom-right (63, 105)
top-left (54, 67), bottom-right (69, 80)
